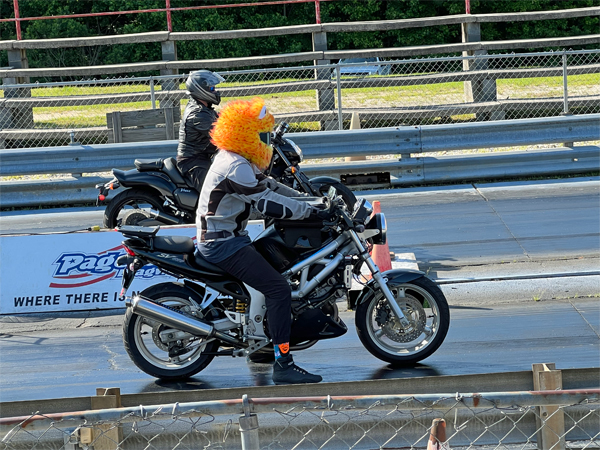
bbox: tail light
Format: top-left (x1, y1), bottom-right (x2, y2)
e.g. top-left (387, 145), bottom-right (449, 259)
top-left (124, 246), bottom-right (135, 256)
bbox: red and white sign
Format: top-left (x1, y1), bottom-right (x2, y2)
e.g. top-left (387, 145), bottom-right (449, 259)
top-left (0, 223), bottom-right (264, 315)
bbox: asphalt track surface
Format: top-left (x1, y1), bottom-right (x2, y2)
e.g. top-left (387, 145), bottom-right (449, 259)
top-left (0, 299), bottom-right (599, 403)
top-left (0, 177), bottom-right (599, 403)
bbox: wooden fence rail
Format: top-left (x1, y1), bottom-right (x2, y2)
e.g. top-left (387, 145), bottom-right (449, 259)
top-left (1, 6), bottom-right (598, 148)
top-left (0, 7), bottom-right (598, 78)
top-left (1, 7), bottom-right (598, 51)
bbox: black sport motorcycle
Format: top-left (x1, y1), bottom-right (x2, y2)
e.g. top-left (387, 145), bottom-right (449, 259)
top-left (115, 190), bottom-right (450, 380)
top-left (97, 122), bottom-right (355, 229)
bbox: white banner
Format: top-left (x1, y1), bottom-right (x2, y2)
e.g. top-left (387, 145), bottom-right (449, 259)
top-left (0, 223), bottom-right (264, 315)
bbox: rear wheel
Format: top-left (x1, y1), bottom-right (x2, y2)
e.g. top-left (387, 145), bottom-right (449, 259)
top-left (123, 283), bottom-right (218, 380)
top-left (355, 277), bottom-right (449, 366)
top-left (103, 188), bottom-right (166, 229)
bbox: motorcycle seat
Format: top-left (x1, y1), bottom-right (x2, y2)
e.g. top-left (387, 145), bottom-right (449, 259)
top-left (162, 157), bottom-right (188, 186)
top-left (153, 235), bottom-right (195, 254)
top-left (135, 158), bottom-right (163, 171)
top-left (134, 158), bottom-right (188, 187)
top-left (190, 251), bottom-right (228, 276)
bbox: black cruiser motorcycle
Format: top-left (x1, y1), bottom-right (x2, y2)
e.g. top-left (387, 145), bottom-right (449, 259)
top-left (115, 190), bottom-right (450, 380)
top-left (97, 122), bottom-right (355, 229)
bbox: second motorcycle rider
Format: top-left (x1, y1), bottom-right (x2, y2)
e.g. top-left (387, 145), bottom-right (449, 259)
top-left (176, 70), bottom-right (224, 192)
top-left (197, 97), bottom-right (331, 385)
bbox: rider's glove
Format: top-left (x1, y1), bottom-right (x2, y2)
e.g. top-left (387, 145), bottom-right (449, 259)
top-left (309, 198), bottom-right (335, 221)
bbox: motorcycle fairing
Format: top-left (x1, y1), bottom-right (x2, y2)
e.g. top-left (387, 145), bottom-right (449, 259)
top-left (173, 188), bottom-right (199, 209)
top-left (185, 278), bottom-right (250, 304)
top-left (355, 269), bottom-right (425, 307)
top-left (253, 220), bottom-right (330, 272)
top-left (253, 225), bottom-right (306, 272)
top-left (290, 306), bottom-right (347, 344)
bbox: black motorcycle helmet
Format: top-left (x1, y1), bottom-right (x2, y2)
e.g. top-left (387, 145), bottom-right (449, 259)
top-left (185, 70), bottom-right (225, 106)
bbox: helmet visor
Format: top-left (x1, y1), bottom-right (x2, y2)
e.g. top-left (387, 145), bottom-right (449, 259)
top-left (213, 72), bottom-right (225, 84)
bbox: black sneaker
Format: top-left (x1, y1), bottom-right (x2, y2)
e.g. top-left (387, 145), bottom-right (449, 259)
top-left (272, 354), bottom-right (322, 385)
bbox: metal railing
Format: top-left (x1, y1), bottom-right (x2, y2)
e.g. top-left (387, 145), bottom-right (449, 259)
top-left (1, 390), bottom-right (598, 450)
top-left (2, 115), bottom-right (598, 176)
top-left (0, 114), bottom-right (598, 208)
top-left (1, 50), bottom-right (599, 149)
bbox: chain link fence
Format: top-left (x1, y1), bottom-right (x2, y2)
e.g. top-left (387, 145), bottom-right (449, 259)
top-left (1, 391), bottom-right (598, 450)
top-left (1, 50), bottom-right (599, 149)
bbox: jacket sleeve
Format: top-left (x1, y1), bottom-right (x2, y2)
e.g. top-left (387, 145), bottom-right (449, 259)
top-left (258, 176), bottom-right (309, 198)
top-left (226, 162), bottom-right (312, 220)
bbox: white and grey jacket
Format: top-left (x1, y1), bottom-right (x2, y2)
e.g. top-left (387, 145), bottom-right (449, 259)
top-left (196, 150), bottom-right (312, 244)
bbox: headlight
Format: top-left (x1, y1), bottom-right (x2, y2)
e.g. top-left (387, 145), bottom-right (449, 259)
top-left (366, 212), bottom-right (387, 245)
top-left (286, 139), bottom-right (303, 163)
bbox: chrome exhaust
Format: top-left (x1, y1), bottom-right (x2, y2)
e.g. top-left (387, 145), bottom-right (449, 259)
top-left (150, 209), bottom-right (182, 225)
top-left (128, 296), bottom-right (241, 347)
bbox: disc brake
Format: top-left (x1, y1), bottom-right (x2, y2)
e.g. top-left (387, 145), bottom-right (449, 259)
top-left (375, 296), bottom-right (426, 343)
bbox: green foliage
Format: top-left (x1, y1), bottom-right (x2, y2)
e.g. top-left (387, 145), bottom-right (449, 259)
top-left (1, 0), bottom-right (598, 74)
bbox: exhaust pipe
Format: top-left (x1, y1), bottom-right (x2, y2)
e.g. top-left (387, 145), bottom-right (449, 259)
top-left (129, 296), bottom-right (241, 347)
top-left (150, 209), bottom-right (182, 225)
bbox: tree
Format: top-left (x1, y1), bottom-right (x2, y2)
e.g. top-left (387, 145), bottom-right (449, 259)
top-left (1, 0), bottom-right (598, 73)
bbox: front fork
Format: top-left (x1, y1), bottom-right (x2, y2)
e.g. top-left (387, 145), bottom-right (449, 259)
top-left (349, 230), bottom-right (411, 328)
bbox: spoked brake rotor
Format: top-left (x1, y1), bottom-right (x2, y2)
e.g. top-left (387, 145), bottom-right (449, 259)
top-left (375, 296), bottom-right (427, 343)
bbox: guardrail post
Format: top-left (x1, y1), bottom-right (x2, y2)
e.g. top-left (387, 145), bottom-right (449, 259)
top-left (150, 76), bottom-right (157, 109)
top-left (461, 21), bottom-right (503, 121)
top-left (312, 31), bottom-right (337, 131)
top-left (91, 387), bottom-right (124, 450)
top-left (239, 394), bottom-right (260, 450)
top-left (1, 49), bottom-right (33, 143)
top-left (345, 112), bottom-right (365, 161)
top-left (160, 41), bottom-right (180, 112)
top-left (532, 363), bottom-right (566, 450)
top-left (562, 51), bottom-right (569, 116)
top-left (561, 53), bottom-right (573, 148)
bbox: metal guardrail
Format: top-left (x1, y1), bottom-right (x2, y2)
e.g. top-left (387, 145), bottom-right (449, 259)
top-left (0, 115), bottom-right (598, 208)
top-left (1, 115), bottom-right (598, 176)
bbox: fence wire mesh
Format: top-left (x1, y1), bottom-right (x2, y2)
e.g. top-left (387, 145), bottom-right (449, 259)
top-left (0, 50), bottom-right (599, 149)
top-left (1, 392), bottom-right (598, 450)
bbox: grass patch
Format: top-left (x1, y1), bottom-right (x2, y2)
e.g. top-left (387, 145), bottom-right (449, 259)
top-left (5, 72), bottom-right (598, 132)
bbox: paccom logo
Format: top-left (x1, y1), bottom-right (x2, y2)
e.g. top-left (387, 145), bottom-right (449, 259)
top-left (50, 245), bottom-right (165, 288)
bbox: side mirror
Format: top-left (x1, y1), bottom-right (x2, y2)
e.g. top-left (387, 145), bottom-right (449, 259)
top-left (259, 132), bottom-right (271, 145)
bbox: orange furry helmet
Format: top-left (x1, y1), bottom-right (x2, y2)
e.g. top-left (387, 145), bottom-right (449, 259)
top-left (210, 97), bottom-right (276, 170)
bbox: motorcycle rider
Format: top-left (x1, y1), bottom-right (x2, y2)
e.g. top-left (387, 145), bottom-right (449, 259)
top-left (176, 70), bottom-right (225, 192)
top-left (197, 97), bottom-right (330, 385)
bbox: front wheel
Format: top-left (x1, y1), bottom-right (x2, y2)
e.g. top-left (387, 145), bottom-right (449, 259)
top-left (355, 277), bottom-right (449, 365)
top-left (123, 283), bottom-right (218, 380)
